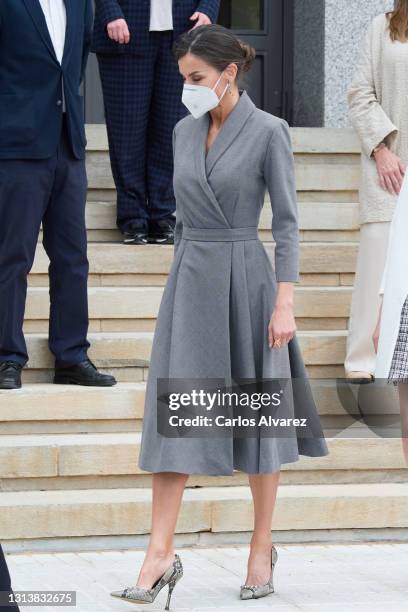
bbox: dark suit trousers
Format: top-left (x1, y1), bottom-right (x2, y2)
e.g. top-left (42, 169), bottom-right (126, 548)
top-left (0, 116), bottom-right (90, 368)
top-left (0, 545), bottom-right (19, 611)
top-left (97, 30), bottom-right (188, 233)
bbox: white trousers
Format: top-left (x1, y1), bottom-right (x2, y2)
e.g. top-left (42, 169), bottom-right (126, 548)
top-left (344, 221), bottom-right (391, 375)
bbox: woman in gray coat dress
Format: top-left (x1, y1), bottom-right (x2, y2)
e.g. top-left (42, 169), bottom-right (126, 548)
top-left (112, 25), bottom-right (328, 608)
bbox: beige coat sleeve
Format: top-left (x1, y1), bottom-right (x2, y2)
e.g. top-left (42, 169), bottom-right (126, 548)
top-left (347, 18), bottom-right (398, 159)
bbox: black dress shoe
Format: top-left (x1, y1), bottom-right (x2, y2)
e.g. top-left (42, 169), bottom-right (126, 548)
top-left (148, 218), bottom-right (175, 244)
top-left (0, 361), bottom-right (22, 390)
top-left (54, 359), bottom-right (117, 387)
top-left (122, 221), bottom-right (149, 245)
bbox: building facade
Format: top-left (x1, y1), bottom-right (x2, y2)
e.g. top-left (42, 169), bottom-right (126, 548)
top-left (84, 0), bottom-right (394, 127)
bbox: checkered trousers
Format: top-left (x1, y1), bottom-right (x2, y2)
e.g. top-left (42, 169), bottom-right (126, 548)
top-left (97, 31), bottom-right (188, 233)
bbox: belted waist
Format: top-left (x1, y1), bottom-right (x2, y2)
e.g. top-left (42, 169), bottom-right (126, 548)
top-left (181, 226), bottom-right (259, 242)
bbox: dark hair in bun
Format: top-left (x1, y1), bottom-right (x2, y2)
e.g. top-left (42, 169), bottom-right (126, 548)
top-left (239, 40), bottom-right (256, 73)
top-left (173, 24), bottom-right (256, 83)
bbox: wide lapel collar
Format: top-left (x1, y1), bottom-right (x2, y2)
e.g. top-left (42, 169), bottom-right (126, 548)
top-left (192, 91), bottom-right (256, 228)
top-left (62, 0), bottom-right (75, 68)
top-left (205, 90), bottom-right (256, 177)
top-left (22, 0), bottom-right (58, 63)
top-left (194, 112), bottom-right (230, 227)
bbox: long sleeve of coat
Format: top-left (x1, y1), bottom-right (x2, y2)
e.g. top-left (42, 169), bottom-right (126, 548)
top-left (347, 19), bottom-right (398, 159)
top-left (197, 0), bottom-right (220, 23)
top-left (172, 126), bottom-right (183, 255)
top-left (94, 0), bottom-right (124, 27)
top-left (263, 119), bottom-right (300, 283)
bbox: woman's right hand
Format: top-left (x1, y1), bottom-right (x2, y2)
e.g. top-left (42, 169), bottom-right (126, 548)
top-left (374, 146), bottom-right (406, 195)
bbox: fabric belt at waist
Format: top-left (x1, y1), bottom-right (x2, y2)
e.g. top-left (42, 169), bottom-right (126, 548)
top-left (181, 226), bottom-right (259, 242)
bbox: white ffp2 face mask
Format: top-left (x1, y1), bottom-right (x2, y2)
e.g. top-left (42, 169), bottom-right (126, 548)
top-left (181, 70), bottom-right (229, 119)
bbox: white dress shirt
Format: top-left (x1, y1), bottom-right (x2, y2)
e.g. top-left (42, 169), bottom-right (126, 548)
top-left (149, 0), bottom-right (173, 31)
top-left (38, 0), bottom-right (67, 64)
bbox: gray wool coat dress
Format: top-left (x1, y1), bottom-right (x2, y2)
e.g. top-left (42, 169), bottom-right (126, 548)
top-left (138, 89), bottom-right (329, 475)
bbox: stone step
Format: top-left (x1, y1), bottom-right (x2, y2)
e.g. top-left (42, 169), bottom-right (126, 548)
top-left (86, 152), bottom-right (360, 191)
top-left (28, 273), bottom-right (353, 291)
top-left (23, 316), bottom-right (350, 334)
top-left (80, 228), bottom-right (360, 244)
top-left (20, 365), bottom-right (149, 385)
top-left (0, 482), bottom-right (406, 540)
top-left (85, 125), bottom-right (361, 154)
top-left (64, 126), bottom-right (365, 197)
top-left (0, 433), bottom-right (404, 481)
top-left (31, 242), bottom-right (358, 276)
top-left (288, 127), bottom-right (360, 154)
top-left (1, 379), bottom-right (396, 432)
top-left (20, 365), bottom-right (348, 383)
top-left (0, 379), bottom-right (398, 433)
top-left (0, 383), bottom-right (144, 425)
top-left (82, 200), bottom-right (359, 232)
top-left (69, 200), bottom-right (360, 242)
top-left (86, 128), bottom-right (361, 191)
top-left (20, 331), bottom-right (347, 370)
top-left (23, 286), bottom-right (352, 320)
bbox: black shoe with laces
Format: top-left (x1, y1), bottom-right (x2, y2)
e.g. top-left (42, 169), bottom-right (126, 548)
top-left (0, 361), bottom-right (23, 390)
top-left (54, 359), bottom-right (117, 387)
top-left (148, 218), bottom-right (175, 244)
top-left (122, 221), bottom-right (149, 245)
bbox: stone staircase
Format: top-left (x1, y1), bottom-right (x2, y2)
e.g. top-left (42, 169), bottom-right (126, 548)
top-left (1, 126), bottom-right (407, 549)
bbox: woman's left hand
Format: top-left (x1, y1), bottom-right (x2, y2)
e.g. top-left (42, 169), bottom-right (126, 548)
top-left (268, 303), bottom-right (297, 349)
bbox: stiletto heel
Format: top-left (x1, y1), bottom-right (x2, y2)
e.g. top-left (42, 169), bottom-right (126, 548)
top-left (111, 553), bottom-right (183, 609)
top-left (239, 544), bottom-right (278, 600)
top-left (165, 577), bottom-right (177, 610)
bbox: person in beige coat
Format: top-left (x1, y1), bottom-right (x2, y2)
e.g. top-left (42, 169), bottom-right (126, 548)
top-left (346, 3), bottom-right (408, 382)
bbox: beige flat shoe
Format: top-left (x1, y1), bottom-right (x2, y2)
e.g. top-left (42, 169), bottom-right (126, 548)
top-left (240, 545), bottom-right (278, 600)
top-left (345, 371), bottom-right (374, 384)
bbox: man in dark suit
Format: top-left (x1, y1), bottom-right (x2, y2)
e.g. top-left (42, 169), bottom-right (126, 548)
top-left (0, 545), bottom-right (19, 611)
top-left (0, 0), bottom-right (116, 389)
top-left (92, 0), bottom-right (220, 244)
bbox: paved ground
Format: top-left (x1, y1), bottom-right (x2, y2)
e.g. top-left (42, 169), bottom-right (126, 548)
top-left (5, 542), bottom-right (408, 611)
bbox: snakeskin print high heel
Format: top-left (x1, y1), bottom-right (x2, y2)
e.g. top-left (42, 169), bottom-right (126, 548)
top-left (111, 553), bottom-right (183, 610)
top-left (239, 545), bottom-right (278, 600)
